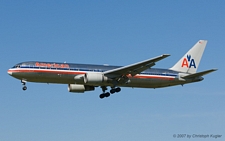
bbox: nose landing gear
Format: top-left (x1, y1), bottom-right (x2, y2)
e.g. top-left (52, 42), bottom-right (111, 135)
top-left (21, 80), bottom-right (27, 91)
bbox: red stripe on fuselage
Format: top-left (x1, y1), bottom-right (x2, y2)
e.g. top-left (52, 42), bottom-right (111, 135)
top-left (8, 69), bottom-right (86, 75)
top-left (133, 75), bottom-right (175, 80)
top-left (8, 69), bottom-right (175, 80)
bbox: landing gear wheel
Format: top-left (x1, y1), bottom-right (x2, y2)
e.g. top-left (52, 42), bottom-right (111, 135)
top-left (22, 86), bottom-right (27, 91)
top-left (105, 92), bottom-right (110, 97)
top-left (115, 87), bottom-right (121, 92)
top-left (99, 92), bottom-right (111, 99)
top-left (110, 87), bottom-right (121, 94)
top-left (110, 89), bottom-right (116, 94)
top-left (99, 94), bottom-right (105, 99)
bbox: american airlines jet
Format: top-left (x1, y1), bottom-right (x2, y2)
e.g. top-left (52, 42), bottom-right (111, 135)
top-left (8, 40), bottom-right (217, 99)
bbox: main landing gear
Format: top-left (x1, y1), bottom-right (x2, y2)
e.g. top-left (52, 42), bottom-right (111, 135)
top-left (21, 80), bottom-right (27, 91)
top-left (99, 86), bottom-right (121, 99)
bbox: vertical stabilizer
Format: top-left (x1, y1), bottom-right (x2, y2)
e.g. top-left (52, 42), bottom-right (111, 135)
top-left (170, 40), bottom-right (207, 74)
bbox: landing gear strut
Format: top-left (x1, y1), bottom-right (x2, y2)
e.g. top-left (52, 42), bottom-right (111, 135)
top-left (99, 86), bottom-right (121, 99)
top-left (21, 80), bottom-right (27, 91)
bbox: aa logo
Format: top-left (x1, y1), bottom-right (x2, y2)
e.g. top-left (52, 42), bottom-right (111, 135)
top-left (181, 55), bottom-right (196, 68)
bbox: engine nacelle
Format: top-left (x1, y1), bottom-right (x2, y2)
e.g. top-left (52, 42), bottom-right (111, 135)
top-left (74, 72), bottom-right (109, 85)
top-left (84, 72), bottom-right (108, 84)
top-left (68, 84), bottom-right (95, 93)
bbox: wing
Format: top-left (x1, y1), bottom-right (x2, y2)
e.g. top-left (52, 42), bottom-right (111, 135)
top-left (103, 54), bottom-right (170, 79)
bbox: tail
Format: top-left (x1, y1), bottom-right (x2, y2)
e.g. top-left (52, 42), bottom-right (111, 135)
top-left (170, 40), bottom-right (207, 74)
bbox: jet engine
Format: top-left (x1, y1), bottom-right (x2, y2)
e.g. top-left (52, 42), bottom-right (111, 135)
top-left (74, 72), bottom-right (110, 85)
top-left (68, 84), bottom-right (95, 93)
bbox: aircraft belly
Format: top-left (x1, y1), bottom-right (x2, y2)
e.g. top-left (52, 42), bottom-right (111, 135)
top-left (12, 72), bottom-right (75, 84)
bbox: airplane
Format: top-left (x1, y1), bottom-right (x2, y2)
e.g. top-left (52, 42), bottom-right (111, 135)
top-left (7, 40), bottom-right (217, 99)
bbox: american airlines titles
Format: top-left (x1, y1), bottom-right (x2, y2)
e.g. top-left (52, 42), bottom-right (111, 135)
top-left (35, 62), bottom-right (69, 68)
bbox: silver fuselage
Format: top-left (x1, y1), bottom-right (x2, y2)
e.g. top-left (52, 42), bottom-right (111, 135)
top-left (8, 61), bottom-right (202, 88)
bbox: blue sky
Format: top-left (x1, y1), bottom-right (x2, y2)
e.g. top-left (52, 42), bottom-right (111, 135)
top-left (1, 1), bottom-right (224, 141)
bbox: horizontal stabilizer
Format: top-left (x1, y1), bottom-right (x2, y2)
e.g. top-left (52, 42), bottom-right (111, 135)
top-left (181, 69), bottom-right (218, 79)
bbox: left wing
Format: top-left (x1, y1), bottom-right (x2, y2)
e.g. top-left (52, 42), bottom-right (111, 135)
top-left (103, 54), bottom-right (170, 78)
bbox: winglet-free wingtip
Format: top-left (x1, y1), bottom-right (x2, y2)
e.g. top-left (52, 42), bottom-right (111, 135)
top-left (208, 68), bottom-right (218, 74)
top-left (209, 68), bottom-right (218, 73)
top-left (162, 54), bottom-right (170, 57)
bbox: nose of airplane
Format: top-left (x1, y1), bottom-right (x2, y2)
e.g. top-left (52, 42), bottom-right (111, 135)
top-left (7, 69), bottom-right (12, 75)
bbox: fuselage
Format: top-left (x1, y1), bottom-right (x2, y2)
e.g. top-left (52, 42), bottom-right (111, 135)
top-left (7, 61), bottom-right (202, 88)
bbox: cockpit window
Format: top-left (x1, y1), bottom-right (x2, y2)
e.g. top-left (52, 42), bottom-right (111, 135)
top-left (12, 65), bottom-right (21, 68)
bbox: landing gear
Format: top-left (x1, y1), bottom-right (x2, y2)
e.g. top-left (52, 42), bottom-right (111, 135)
top-left (99, 86), bottom-right (121, 99)
top-left (99, 86), bottom-right (108, 99)
top-left (21, 80), bottom-right (27, 91)
top-left (22, 86), bottom-right (27, 91)
top-left (110, 87), bottom-right (121, 94)
top-left (99, 92), bottom-right (110, 99)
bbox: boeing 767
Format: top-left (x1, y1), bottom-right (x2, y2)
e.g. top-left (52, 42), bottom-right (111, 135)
top-left (7, 40), bottom-right (217, 99)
